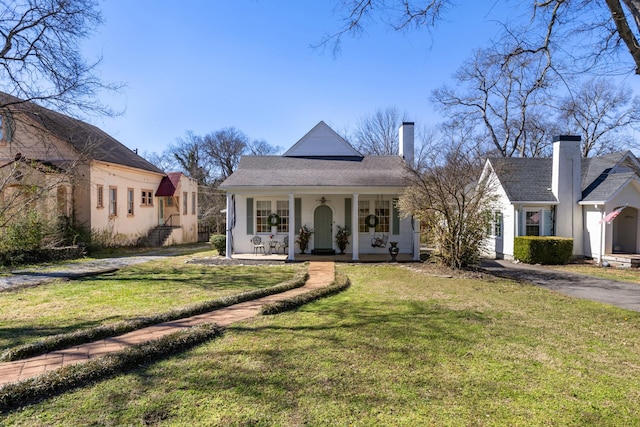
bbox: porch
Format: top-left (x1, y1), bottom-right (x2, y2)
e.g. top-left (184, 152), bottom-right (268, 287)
top-left (231, 252), bottom-right (418, 263)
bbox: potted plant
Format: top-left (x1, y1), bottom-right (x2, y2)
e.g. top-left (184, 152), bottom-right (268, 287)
top-left (335, 225), bottom-right (350, 254)
top-left (296, 225), bottom-right (314, 254)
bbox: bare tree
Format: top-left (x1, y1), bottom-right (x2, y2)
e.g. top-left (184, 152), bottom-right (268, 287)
top-left (351, 107), bottom-right (407, 155)
top-left (324, 1), bottom-right (640, 76)
top-left (0, 0), bottom-right (119, 115)
top-left (557, 77), bottom-right (640, 156)
top-left (247, 138), bottom-right (281, 156)
top-left (202, 127), bottom-right (250, 180)
top-left (166, 132), bottom-right (212, 185)
top-left (431, 45), bottom-right (555, 157)
top-left (399, 138), bottom-right (497, 268)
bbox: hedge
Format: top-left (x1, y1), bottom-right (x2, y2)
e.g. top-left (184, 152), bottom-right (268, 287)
top-left (260, 271), bottom-right (351, 315)
top-left (513, 236), bottom-right (573, 265)
top-left (0, 270), bottom-right (307, 362)
top-left (0, 324), bottom-right (223, 413)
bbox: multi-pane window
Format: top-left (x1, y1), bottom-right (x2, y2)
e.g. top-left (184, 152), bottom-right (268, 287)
top-left (525, 211), bottom-right (541, 236)
top-left (192, 192), bottom-right (196, 215)
top-left (276, 200), bottom-right (289, 233)
top-left (141, 189), bottom-right (153, 207)
top-left (127, 188), bottom-right (134, 216)
top-left (182, 191), bottom-right (188, 214)
top-left (358, 200), bottom-right (370, 232)
top-left (109, 187), bottom-right (117, 217)
top-left (256, 200), bottom-right (271, 233)
top-left (167, 196), bottom-right (173, 207)
top-left (97, 185), bottom-right (104, 208)
top-left (375, 199), bottom-right (390, 233)
top-left (493, 211), bottom-right (502, 237)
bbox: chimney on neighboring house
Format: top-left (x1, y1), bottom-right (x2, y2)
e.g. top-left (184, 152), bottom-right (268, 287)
top-left (399, 122), bottom-right (415, 167)
top-left (551, 134), bottom-right (583, 255)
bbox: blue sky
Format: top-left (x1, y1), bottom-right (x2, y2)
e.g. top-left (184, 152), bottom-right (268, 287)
top-left (84, 1), bottom-right (511, 155)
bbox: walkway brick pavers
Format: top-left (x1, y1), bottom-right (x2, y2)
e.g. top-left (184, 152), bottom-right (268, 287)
top-left (0, 261), bottom-right (335, 387)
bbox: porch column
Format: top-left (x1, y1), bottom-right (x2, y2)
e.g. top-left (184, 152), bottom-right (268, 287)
top-left (352, 193), bottom-right (359, 261)
top-left (413, 217), bottom-right (421, 261)
top-left (225, 193), bottom-right (233, 259)
top-left (599, 206), bottom-right (605, 265)
top-left (288, 192), bottom-right (295, 261)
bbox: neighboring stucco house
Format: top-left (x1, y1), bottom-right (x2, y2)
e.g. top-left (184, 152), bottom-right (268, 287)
top-left (0, 92), bottom-right (198, 246)
top-left (482, 134), bottom-right (640, 264)
top-left (219, 121), bottom-right (420, 261)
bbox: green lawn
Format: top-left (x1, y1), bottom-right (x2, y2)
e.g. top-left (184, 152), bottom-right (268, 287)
top-left (0, 256), bottom-right (299, 352)
top-left (2, 264), bottom-right (639, 426)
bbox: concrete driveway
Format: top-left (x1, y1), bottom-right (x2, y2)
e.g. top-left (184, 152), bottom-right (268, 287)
top-left (481, 259), bottom-right (640, 312)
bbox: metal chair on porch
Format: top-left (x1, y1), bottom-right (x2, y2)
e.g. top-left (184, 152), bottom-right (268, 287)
top-left (251, 236), bottom-right (265, 255)
top-left (278, 236), bottom-right (289, 254)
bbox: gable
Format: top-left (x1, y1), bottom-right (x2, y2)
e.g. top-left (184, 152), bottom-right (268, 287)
top-left (283, 121), bottom-right (362, 158)
top-left (488, 157), bottom-right (557, 203)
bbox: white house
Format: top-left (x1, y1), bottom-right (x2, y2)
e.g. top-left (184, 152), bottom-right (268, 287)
top-left (219, 121), bottom-right (420, 261)
top-left (483, 135), bottom-right (640, 264)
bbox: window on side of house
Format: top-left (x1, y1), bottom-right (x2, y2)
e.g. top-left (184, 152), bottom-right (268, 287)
top-left (192, 192), bottom-right (196, 215)
top-left (97, 184), bottom-right (104, 208)
top-left (109, 186), bottom-right (117, 217)
top-left (182, 191), bottom-right (187, 214)
top-left (375, 199), bottom-right (390, 233)
top-left (141, 189), bottom-right (154, 207)
top-left (525, 210), bottom-right (541, 236)
top-left (493, 211), bottom-right (502, 237)
top-left (276, 200), bottom-right (289, 233)
top-left (127, 188), bottom-right (134, 216)
top-left (358, 200), bottom-right (370, 233)
top-left (256, 200), bottom-right (271, 233)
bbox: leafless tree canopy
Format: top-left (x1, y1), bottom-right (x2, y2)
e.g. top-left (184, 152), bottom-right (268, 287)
top-left (325, 0), bottom-right (640, 75)
top-left (0, 0), bottom-right (119, 116)
top-left (351, 106), bottom-right (406, 155)
top-left (558, 77), bottom-right (640, 156)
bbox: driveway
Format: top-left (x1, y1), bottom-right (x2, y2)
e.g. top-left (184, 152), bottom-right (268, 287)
top-left (481, 259), bottom-right (640, 312)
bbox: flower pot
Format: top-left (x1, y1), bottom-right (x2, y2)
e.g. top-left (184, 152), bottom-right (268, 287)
top-left (389, 242), bottom-right (399, 262)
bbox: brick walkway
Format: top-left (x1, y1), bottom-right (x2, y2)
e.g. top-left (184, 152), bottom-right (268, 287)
top-left (0, 262), bottom-right (335, 387)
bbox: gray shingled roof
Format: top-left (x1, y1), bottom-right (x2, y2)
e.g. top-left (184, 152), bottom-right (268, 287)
top-left (490, 151), bottom-right (640, 204)
top-left (488, 157), bottom-right (557, 202)
top-left (581, 172), bottom-right (638, 202)
top-left (220, 155), bottom-right (406, 189)
top-left (0, 92), bottom-right (164, 175)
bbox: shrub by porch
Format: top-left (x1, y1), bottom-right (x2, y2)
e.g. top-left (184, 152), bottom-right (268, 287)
top-left (514, 236), bottom-right (573, 265)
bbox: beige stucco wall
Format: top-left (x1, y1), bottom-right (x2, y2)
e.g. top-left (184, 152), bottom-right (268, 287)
top-left (162, 174), bottom-right (199, 245)
top-left (88, 161), bottom-right (165, 245)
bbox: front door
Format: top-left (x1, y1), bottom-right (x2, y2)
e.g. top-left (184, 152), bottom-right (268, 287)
top-left (314, 205), bottom-right (333, 249)
top-left (158, 199), bottom-right (164, 226)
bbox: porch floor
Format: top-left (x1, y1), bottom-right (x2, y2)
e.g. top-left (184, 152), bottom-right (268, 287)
top-left (231, 252), bottom-right (418, 263)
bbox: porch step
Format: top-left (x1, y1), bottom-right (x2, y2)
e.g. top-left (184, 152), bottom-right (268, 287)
top-left (602, 254), bottom-right (640, 268)
top-left (311, 248), bottom-right (336, 256)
